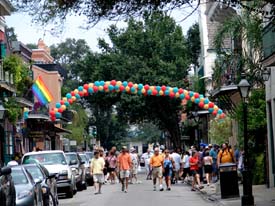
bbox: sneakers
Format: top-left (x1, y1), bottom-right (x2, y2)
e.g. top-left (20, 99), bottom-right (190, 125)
top-left (122, 184), bottom-right (125, 192)
top-left (153, 186), bottom-right (156, 191)
top-left (199, 185), bottom-right (204, 190)
top-left (191, 188), bottom-right (196, 191)
top-left (160, 188), bottom-right (164, 191)
top-left (124, 190), bottom-right (128, 193)
top-left (166, 188), bottom-right (171, 191)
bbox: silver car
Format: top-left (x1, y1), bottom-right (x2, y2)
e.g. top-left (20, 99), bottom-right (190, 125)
top-left (11, 165), bottom-right (43, 206)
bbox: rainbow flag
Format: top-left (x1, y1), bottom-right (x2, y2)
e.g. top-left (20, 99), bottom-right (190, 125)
top-left (31, 76), bottom-right (53, 105)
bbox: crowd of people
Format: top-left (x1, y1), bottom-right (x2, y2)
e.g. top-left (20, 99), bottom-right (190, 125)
top-left (89, 142), bottom-right (243, 194)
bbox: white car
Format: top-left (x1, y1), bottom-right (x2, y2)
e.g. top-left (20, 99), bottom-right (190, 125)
top-left (22, 150), bottom-right (77, 198)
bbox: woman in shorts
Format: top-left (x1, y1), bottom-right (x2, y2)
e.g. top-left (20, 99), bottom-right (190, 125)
top-left (189, 151), bottom-right (204, 191)
top-left (203, 151), bottom-right (213, 186)
top-left (163, 149), bottom-right (175, 191)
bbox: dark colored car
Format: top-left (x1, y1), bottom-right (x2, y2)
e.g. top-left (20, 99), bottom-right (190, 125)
top-left (23, 164), bottom-right (58, 206)
top-left (11, 165), bottom-right (43, 206)
top-left (0, 167), bottom-right (16, 206)
top-left (65, 152), bottom-right (86, 190)
top-left (79, 153), bottom-right (93, 186)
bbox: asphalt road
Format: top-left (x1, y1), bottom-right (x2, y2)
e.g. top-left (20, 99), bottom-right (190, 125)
top-left (59, 175), bottom-right (218, 206)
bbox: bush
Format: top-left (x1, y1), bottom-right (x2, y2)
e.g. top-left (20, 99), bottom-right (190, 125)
top-left (252, 153), bottom-right (265, 185)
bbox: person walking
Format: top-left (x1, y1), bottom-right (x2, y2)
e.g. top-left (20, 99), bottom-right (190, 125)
top-left (141, 149), bottom-right (153, 180)
top-left (129, 147), bottom-right (139, 184)
top-left (150, 147), bottom-right (164, 191)
top-left (203, 151), bottom-right (213, 186)
top-left (210, 144), bottom-right (218, 182)
top-left (171, 149), bottom-right (181, 184)
top-left (90, 151), bottom-right (105, 194)
top-left (117, 146), bottom-right (132, 193)
top-left (106, 149), bottom-right (117, 184)
top-left (181, 151), bottom-right (191, 183)
top-left (163, 149), bottom-right (175, 191)
top-left (189, 151), bottom-right (204, 191)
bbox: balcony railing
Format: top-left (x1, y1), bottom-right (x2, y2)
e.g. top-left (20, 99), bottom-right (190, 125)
top-left (263, 23), bottom-right (275, 60)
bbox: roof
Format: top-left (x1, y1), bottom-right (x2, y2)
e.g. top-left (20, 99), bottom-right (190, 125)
top-left (33, 63), bottom-right (67, 78)
top-left (27, 114), bottom-right (50, 121)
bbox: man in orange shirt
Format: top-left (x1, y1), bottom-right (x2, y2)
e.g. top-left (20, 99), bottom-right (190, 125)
top-left (217, 143), bottom-right (235, 167)
top-left (150, 147), bottom-right (164, 191)
top-left (117, 146), bottom-right (132, 193)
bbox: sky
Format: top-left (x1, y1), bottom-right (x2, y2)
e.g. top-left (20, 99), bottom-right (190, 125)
top-left (5, 6), bottom-right (199, 52)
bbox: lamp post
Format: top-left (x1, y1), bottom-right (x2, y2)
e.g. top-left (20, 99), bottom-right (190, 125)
top-left (238, 74), bottom-right (254, 206)
top-left (192, 111), bottom-right (200, 144)
top-left (261, 67), bottom-right (271, 82)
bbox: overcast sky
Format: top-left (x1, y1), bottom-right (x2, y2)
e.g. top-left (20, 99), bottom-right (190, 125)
top-left (6, 7), bottom-right (199, 52)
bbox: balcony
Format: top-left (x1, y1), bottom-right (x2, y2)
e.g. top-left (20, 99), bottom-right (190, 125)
top-left (262, 23), bottom-right (275, 66)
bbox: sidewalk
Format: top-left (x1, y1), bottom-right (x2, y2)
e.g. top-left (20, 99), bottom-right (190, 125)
top-left (198, 181), bottom-right (275, 206)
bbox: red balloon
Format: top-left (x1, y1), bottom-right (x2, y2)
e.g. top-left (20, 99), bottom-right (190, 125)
top-left (84, 91), bottom-right (89, 96)
top-left (128, 82), bottom-right (133, 88)
top-left (220, 113), bottom-right (225, 118)
top-left (93, 86), bottom-right (98, 92)
top-left (152, 90), bottom-right (158, 96)
top-left (60, 100), bottom-right (64, 105)
top-left (194, 93), bottom-right (200, 98)
top-left (68, 99), bottom-right (73, 104)
top-left (169, 92), bottom-right (175, 98)
top-left (103, 85), bottom-right (108, 90)
top-left (161, 86), bottom-right (166, 91)
top-left (120, 85), bottom-right (125, 91)
top-left (51, 116), bottom-right (56, 121)
top-left (71, 91), bottom-right (75, 96)
top-left (50, 111), bottom-right (55, 116)
top-left (83, 84), bottom-right (89, 90)
top-left (209, 102), bottom-right (214, 108)
top-left (111, 80), bottom-right (117, 86)
top-left (212, 110), bottom-right (217, 116)
top-left (198, 102), bottom-right (204, 108)
top-left (185, 95), bottom-right (190, 100)
top-left (58, 108), bottom-right (63, 113)
top-left (144, 84), bottom-right (150, 90)
top-left (79, 91), bottom-right (84, 96)
top-left (178, 88), bottom-right (184, 94)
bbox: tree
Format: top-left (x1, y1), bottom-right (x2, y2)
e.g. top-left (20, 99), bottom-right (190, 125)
top-left (11, 0), bottom-right (273, 28)
top-left (26, 43), bottom-right (37, 49)
top-left (208, 117), bottom-right (232, 146)
top-left (186, 23), bottom-right (201, 66)
top-left (76, 12), bottom-right (190, 147)
top-left (5, 27), bottom-right (17, 42)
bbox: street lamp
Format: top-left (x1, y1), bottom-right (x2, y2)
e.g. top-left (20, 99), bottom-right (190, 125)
top-left (261, 67), bottom-right (271, 82)
top-left (238, 74), bottom-right (254, 206)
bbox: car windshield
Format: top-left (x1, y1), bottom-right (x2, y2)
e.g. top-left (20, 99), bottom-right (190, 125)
top-left (24, 166), bottom-right (44, 180)
top-left (85, 152), bottom-right (93, 160)
top-left (65, 154), bottom-right (78, 163)
top-left (23, 153), bottom-right (67, 165)
top-left (79, 154), bottom-right (88, 163)
top-left (11, 168), bottom-right (28, 185)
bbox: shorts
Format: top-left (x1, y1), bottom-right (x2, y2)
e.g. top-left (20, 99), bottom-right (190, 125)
top-left (163, 169), bottom-right (173, 177)
top-left (152, 166), bottom-right (163, 178)
top-left (183, 167), bottom-right (191, 176)
top-left (204, 165), bottom-right (213, 174)
top-left (212, 163), bottom-right (218, 174)
top-left (131, 166), bottom-right (138, 175)
top-left (120, 170), bottom-right (130, 178)
top-left (107, 167), bottom-right (116, 173)
top-left (93, 174), bottom-right (104, 183)
top-left (190, 170), bottom-right (199, 176)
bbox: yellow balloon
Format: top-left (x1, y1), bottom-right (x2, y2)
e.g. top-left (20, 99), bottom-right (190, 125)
top-left (159, 90), bottom-right (164, 96)
top-left (214, 105), bottom-right (218, 110)
top-left (54, 108), bottom-right (58, 112)
top-left (169, 88), bottom-right (173, 92)
top-left (61, 105), bottom-right (66, 110)
top-left (134, 84), bottom-right (138, 89)
top-left (117, 81), bottom-right (122, 86)
top-left (62, 97), bottom-right (67, 101)
top-left (125, 86), bottom-right (130, 92)
top-left (184, 90), bottom-right (188, 95)
top-left (204, 104), bottom-right (209, 109)
top-left (142, 88), bottom-right (146, 93)
top-left (98, 86), bottom-right (103, 91)
top-left (89, 83), bottom-right (94, 88)
top-left (175, 93), bottom-right (180, 98)
top-left (150, 86), bottom-right (154, 91)
top-left (200, 98), bottom-right (205, 102)
top-left (191, 96), bottom-right (195, 102)
top-left (105, 81), bottom-right (110, 86)
top-left (74, 89), bottom-right (79, 94)
top-left (72, 96), bottom-right (76, 101)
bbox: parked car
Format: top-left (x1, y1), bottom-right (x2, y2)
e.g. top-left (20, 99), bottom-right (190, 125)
top-left (78, 153), bottom-right (93, 186)
top-left (11, 165), bottom-right (43, 206)
top-left (65, 152), bottom-right (86, 190)
top-left (85, 152), bottom-right (94, 162)
top-left (22, 150), bottom-right (77, 198)
top-left (23, 164), bottom-right (58, 206)
top-left (0, 166), bottom-right (16, 206)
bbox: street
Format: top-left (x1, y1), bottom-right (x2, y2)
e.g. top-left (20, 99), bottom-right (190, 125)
top-left (59, 175), bottom-right (216, 206)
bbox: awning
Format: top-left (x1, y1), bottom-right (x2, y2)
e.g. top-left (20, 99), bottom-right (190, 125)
top-left (27, 114), bottom-right (50, 121)
top-left (15, 97), bottom-right (34, 107)
top-left (54, 126), bottom-right (72, 135)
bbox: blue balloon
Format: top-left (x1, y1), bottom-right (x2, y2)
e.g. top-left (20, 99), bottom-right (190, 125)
top-left (165, 90), bottom-right (170, 96)
top-left (204, 98), bottom-right (209, 104)
top-left (66, 93), bottom-right (72, 99)
top-left (95, 81), bottom-right (100, 86)
top-left (189, 91), bottom-right (194, 97)
top-left (75, 94), bottom-right (80, 99)
top-left (195, 98), bottom-right (200, 104)
top-left (122, 81), bottom-right (128, 87)
top-left (156, 86), bottom-right (161, 91)
top-left (218, 109), bottom-right (223, 114)
top-left (55, 112), bottom-right (61, 118)
top-left (138, 84), bottom-right (143, 90)
top-left (78, 86), bottom-right (83, 91)
top-left (173, 87), bottom-right (178, 93)
top-left (109, 85), bottom-right (114, 91)
top-left (65, 102), bottom-right (70, 107)
top-left (130, 87), bottom-right (136, 93)
top-left (100, 81), bottom-right (105, 86)
top-left (208, 108), bottom-right (214, 113)
top-left (137, 90), bottom-right (142, 95)
top-left (180, 94), bottom-right (185, 99)
top-left (88, 87), bottom-right (94, 93)
top-left (114, 85), bottom-right (119, 90)
top-left (200, 94), bottom-right (204, 98)
top-left (147, 90), bottom-right (152, 95)
top-left (56, 103), bottom-right (61, 108)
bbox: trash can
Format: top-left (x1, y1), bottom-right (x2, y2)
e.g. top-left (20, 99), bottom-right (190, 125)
top-left (219, 163), bottom-right (240, 199)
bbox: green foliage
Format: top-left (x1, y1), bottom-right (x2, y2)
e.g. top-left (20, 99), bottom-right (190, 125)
top-left (186, 23), bottom-right (201, 66)
top-left (134, 122), bottom-right (162, 144)
top-left (76, 12), bottom-right (190, 146)
top-left (253, 153), bottom-right (265, 185)
top-left (5, 27), bottom-right (17, 42)
top-left (208, 117), bottom-right (232, 145)
top-left (4, 98), bottom-right (22, 124)
top-left (25, 43), bottom-right (37, 49)
top-left (3, 54), bottom-right (32, 96)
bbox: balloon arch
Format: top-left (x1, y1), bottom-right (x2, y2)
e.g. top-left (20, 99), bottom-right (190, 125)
top-left (49, 80), bottom-right (225, 121)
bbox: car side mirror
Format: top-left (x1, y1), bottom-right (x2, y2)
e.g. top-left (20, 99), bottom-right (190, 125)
top-left (0, 167), bottom-right (11, 175)
top-left (34, 178), bottom-right (42, 185)
top-left (69, 160), bottom-right (77, 165)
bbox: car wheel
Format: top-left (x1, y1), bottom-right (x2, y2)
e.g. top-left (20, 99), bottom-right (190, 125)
top-left (66, 187), bottom-right (73, 198)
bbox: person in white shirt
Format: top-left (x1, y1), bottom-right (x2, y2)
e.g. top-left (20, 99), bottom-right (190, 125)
top-left (141, 149), bottom-right (153, 180)
top-left (171, 150), bottom-right (181, 183)
top-left (181, 151), bottom-right (191, 182)
top-left (130, 147), bottom-right (139, 184)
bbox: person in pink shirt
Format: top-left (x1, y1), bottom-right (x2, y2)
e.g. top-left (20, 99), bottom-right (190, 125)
top-left (106, 148), bottom-right (117, 184)
top-left (117, 146), bottom-right (132, 193)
